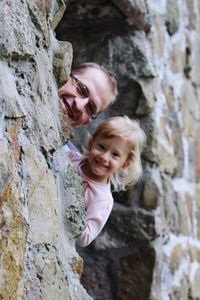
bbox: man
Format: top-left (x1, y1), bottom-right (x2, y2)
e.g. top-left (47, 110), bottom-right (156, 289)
top-left (58, 62), bottom-right (118, 128)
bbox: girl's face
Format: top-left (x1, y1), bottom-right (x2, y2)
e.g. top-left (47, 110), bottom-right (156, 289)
top-left (86, 135), bottom-right (130, 183)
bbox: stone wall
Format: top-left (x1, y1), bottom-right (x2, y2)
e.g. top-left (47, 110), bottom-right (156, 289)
top-left (56, 1), bottom-right (200, 300)
top-left (0, 1), bottom-right (91, 299)
top-left (1, 0), bottom-right (200, 299)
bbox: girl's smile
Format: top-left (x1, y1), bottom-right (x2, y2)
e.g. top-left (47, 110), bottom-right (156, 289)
top-left (82, 135), bottom-right (130, 183)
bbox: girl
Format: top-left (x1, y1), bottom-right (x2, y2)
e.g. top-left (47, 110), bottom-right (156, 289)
top-left (65, 116), bottom-right (146, 247)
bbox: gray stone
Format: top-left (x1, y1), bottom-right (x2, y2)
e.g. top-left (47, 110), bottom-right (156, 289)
top-left (0, 1), bottom-right (36, 58)
top-left (53, 40), bottom-right (73, 87)
top-left (0, 1), bottom-right (92, 299)
top-left (189, 266), bottom-right (200, 299)
top-left (111, 0), bottom-right (150, 32)
top-left (166, 0), bottom-right (180, 35)
top-left (142, 167), bottom-right (162, 210)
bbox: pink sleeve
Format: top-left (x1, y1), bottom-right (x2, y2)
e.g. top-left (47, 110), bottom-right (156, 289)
top-left (76, 195), bottom-right (113, 247)
top-left (66, 150), bottom-right (82, 170)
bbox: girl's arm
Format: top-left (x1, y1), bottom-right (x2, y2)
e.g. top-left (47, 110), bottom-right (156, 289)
top-left (76, 199), bottom-right (113, 247)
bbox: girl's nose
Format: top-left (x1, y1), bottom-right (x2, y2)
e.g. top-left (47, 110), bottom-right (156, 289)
top-left (74, 97), bottom-right (89, 112)
top-left (100, 152), bottom-right (109, 162)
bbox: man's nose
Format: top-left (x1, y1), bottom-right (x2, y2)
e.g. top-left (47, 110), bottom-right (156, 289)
top-left (74, 97), bottom-right (89, 112)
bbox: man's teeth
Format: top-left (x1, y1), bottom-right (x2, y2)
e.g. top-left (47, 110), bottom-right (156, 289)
top-left (64, 100), bottom-right (73, 118)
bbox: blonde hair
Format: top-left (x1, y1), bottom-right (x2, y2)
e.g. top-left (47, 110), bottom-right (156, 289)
top-left (72, 62), bottom-right (118, 105)
top-left (91, 116), bottom-right (146, 192)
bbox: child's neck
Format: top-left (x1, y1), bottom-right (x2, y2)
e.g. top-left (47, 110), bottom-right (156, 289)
top-left (81, 161), bottom-right (108, 184)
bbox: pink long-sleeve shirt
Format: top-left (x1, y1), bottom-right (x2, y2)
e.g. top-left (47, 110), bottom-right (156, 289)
top-left (66, 150), bottom-right (114, 247)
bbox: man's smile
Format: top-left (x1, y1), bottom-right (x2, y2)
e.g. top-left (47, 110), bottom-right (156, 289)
top-left (62, 98), bottom-right (73, 119)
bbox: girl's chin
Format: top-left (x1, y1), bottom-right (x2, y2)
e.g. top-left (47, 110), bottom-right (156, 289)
top-left (90, 168), bottom-right (108, 179)
top-left (92, 166), bottom-right (107, 175)
top-left (92, 170), bottom-right (106, 177)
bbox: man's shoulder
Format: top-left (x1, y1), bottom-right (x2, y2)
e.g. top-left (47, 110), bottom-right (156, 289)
top-left (62, 140), bottom-right (80, 153)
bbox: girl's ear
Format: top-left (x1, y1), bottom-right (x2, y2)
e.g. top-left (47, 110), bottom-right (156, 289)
top-left (122, 160), bottom-right (130, 169)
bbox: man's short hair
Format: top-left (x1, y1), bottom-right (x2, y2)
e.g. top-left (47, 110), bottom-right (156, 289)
top-left (72, 62), bottom-right (118, 106)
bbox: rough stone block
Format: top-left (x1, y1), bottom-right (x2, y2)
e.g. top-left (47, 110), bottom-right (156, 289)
top-left (0, 1), bottom-right (36, 58)
top-left (23, 144), bottom-right (59, 245)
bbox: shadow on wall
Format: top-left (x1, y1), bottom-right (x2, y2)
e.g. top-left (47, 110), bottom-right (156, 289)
top-left (78, 240), bottom-right (155, 300)
top-left (55, 1), bottom-right (155, 299)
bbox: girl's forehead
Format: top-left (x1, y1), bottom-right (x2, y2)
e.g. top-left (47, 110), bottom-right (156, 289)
top-left (96, 133), bottom-right (124, 141)
top-left (96, 134), bottom-right (129, 147)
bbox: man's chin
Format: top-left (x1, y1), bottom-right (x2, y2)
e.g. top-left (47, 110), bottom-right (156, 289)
top-left (71, 118), bottom-right (91, 127)
top-left (59, 104), bottom-right (91, 128)
top-left (72, 122), bottom-right (84, 128)
top-left (60, 110), bottom-right (80, 128)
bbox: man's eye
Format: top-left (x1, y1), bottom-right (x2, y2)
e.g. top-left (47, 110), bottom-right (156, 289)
top-left (77, 83), bottom-right (88, 98)
top-left (86, 102), bottom-right (96, 116)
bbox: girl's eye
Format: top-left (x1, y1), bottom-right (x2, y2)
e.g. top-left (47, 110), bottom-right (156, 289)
top-left (112, 152), bottom-right (120, 158)
top-left (97, 144), bottom-right (105, 150)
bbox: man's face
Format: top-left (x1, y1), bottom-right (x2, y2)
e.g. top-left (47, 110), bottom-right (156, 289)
top-left (58, 68), bottom-right (113, 127)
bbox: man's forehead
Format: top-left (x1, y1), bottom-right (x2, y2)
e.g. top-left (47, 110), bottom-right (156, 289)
top-left (74, 67), bottom-right (112, 112)
top-left (75, 66), bottom-right (105, 78)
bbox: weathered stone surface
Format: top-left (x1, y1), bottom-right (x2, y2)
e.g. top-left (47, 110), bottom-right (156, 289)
top-left (50, 0), bottom-right (66, 30)
top-left (193, 125), bottom-right (200, 182)
top-left (108, 204), bottom-right (156, 242)
top-left (0, 141), bottom-right (28, 299)
top-left (162, 176), bottom-right (189, 235)
top-left (33, 246), bottom-right (70, 300)
top-left (171, 278), bottom-right (189, 300)
top-left (0, 1), bottom-right (36, 58)
top-left (166, 0), bottom-right (180, 35)
top-left (188, 243), bottom-right (200, 263)
top-left (23, 144), bottom-right (59, 245)
top-left (53, 40), bottom-right (73, 87)
top-left (111, 32), bottom-right (155, 79)
top-left (26, 0), bottom-right (51, 46)
top-left (79, 248), bottom-right (114, 300)
top-left (195, 184), bottom-right (200, 240)
top-left (186, 0), bottom-right (199, 30)
top-left (79, 241), bottom-right (155, 300)
top-left (56, 0), bottom-right (128, 38)
top-left (61, 159), bottom-right (86, 238)
top-left (150, 14), bottom-right (166, 58)
top-left (181, 81), bottom-right (200, 136)
top-left (0, 0), bottom-right (92, 299)
top-left (135, 79), bottom-right (156, 115)
top-left (111, 244), bottom-right (155, 300)
top-left (142, 167), bottom-right (162, 210)
top-left (111, 0), bottom-right (150, 32)
top-left (188, 31), bottom-right (200, 86)
top-left (170, 112), bottom-right (184, 177)
top-left (0, 142), bottom-right (10, 193)
top-left (0, 61), bottom-right (27, 118)
top-left (169, 40), bottom-right (186, 74)
top-left (71, 256), bottom-right (84, 277)
top-left (169, 244), bottom-right (186, 274)
top-left (189, 265), bottom-right (200, 299)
